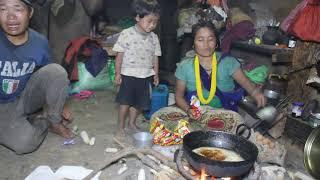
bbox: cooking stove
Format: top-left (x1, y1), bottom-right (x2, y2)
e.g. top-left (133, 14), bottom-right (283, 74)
top-left (175, 148), bottom-right (260, 180)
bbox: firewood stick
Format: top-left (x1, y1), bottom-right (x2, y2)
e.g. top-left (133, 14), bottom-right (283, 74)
top-left (84, 148), bottom-right (162, 179)
top-left (113, 137), bottom-right (177, 171)
top-left (84, 148), bottom-right (135, 180)
top-left (176, 148), bottom-right (193, 180)
top-left (139, 155), bottom-right (185, 180)
top-left (85, 138), bottom-right (185, 180)
top-left (113, 137), bottom-right (126, 148)
top-left (113, 137), bottom-right (185, 180)
top-left (139, 154), bottom-right (162, 171)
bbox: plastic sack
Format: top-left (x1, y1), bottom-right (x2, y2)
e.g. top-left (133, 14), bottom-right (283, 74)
top-left (69, 62), bottom-right (113, 94)
top-left (244, 65), bottom-right (269, 84)
top-left (117, 17), bottom-right (135, 29)
top-left (281, 0), bottom-right (320, 42)
top-left (108, 58), bottom-right (115, 82)
top-left (178, 8), bottom-right (197, 27)
top-left (280, 0), bottom-right (309, 32)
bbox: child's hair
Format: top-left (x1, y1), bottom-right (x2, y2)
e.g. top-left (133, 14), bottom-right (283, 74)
top-left (132, 0), bottom-right (160, 18)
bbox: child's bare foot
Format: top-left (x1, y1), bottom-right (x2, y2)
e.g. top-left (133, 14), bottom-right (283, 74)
top-left (50, 123), bottom-right (73, 138)
top-left (129, 124), bottom-right (140, 132)
top-left (115, 129), bottom-right (126, 138)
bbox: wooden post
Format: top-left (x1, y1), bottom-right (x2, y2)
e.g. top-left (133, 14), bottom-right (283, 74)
top-left (287, 41), bottom-right (320, 103)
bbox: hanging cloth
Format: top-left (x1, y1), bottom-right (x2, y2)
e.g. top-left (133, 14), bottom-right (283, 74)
top-left (281, 0), bottom-right (320, 42)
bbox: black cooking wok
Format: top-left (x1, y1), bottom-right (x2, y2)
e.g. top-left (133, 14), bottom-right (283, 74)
top-left (183, 129), bottom-right (258, 177)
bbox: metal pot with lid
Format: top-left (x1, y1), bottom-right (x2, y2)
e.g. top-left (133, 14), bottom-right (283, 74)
top-left (266, 74), bottom-right (288, 95)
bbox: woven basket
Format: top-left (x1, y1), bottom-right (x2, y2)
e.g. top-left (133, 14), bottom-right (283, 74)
top-left (284, 115), bottom-right (313, 144)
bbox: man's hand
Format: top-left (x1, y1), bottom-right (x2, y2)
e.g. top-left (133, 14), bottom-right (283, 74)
top-left (153, 74), bottom-right (159, 86)
top-left (62, 104), bottom-right (73, 125)
top-left (50, 123), bottom-right (73, 139)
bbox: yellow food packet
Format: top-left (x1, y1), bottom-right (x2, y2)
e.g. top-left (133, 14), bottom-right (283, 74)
top-left (174, 120), bottom-right (189, 132)
top-left (150, 118), bottom-right (161, 133)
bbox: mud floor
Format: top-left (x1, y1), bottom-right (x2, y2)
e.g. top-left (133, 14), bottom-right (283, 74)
top-left (0, 90), bottom-right (151, 180)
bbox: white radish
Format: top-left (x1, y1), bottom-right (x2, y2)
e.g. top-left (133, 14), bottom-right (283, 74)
top-left (105, 148), bottom-right (118, 153)
top-left (72, 125), bottom-right (78, 132)
top-left (80, 131), bottom-right (90, 144)
top-left (89, 137), bottom-right (95, 146)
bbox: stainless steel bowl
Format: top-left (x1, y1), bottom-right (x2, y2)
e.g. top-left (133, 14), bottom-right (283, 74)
top-left (263, 89), bottom-right (280, 99)
top-left (133, 132), bottom-right (153, 148)
top-left (308, 113), bottom-right (320, 128)
top-left (240, 96), bottom-right (259, 113)
top-left (256, 105), bottom-right (278, 123)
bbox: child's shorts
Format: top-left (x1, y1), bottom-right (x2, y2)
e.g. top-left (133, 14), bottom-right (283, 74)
top-left (116, 75), bottom-right (152, 110)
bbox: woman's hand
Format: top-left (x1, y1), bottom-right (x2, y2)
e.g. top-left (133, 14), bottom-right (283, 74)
top-left (115, 74), bottom-right (122, 85)
top-left (187, 108), bottom-right (202, 121)
top-left (252, 91), bottom-right (267, 108)
top-left (175, 79), bottom-right (202, 121)
top-left (232, 69), bottom-right (267, 108)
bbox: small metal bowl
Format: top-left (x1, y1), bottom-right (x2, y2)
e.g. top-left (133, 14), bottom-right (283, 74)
top-left (263, 89), bottom-right (280, 99)
top-left (240, 96), bottom-right (259, 113)
top-left (256, 105), bottom-right (277, 123)
top-left (308, 113), bottom-right (320, 128)
top-left (133, 132), bottom-right (153, 148)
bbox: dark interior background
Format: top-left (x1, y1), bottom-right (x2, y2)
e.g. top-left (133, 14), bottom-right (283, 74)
top-left (29, 0), bottom-right (301, 72)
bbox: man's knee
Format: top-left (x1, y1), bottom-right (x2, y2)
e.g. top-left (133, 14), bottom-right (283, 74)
top-left (39, 64), bottom-right (69, 84)
top-left (45, 64), bottom-right (68, 79)
top-left (12, 131), bottom-right (45, 154)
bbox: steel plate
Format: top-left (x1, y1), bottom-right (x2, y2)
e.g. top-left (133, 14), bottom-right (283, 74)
top-left (304, 127), bottom-right (320, 178)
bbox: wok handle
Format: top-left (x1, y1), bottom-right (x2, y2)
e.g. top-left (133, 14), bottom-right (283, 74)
top-left (236, 124), bottom-right (251, 139)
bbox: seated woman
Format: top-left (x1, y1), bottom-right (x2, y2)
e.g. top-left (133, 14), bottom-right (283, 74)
top-left (175, 21), bottom-right (266, 119)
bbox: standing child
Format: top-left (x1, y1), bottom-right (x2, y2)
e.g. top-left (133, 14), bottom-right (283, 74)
top-left (113, 0), bottom-right (161, 135)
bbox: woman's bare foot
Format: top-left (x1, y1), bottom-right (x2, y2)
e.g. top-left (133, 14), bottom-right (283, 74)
top-left (50, 123), bottom-right (73, 138)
